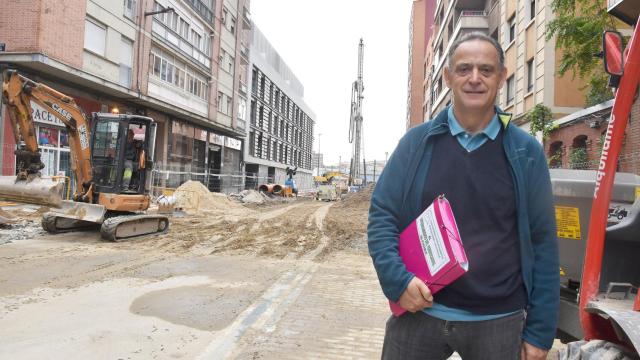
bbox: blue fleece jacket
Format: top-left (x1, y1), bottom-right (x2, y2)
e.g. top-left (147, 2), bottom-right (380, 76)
top-left (367, 106), bottom-right (560, 350)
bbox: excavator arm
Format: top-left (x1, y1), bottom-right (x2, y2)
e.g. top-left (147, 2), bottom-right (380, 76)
top-left (2, 70), bottom-right (95, 203)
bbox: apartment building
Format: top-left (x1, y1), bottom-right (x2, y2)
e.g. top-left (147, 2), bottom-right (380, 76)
top-left (245, 26), bottom-right (315, 190)
top-left (422, 0), bottom-right (587, 127)
top-left (0, 0), bottom-right (251, 193)
top-left (406, 0), bottom-right (436, 129)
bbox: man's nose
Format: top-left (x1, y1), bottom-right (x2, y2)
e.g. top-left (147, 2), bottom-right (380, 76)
top-left (468, 68), bottom-right (481, 83)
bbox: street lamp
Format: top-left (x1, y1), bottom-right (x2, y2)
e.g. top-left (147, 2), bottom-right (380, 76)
top-left (144, 7), bottom-right (175, 17)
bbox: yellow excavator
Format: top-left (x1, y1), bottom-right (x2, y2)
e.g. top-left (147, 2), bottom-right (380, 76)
top-left (0, 70), bottom-right (169, 241)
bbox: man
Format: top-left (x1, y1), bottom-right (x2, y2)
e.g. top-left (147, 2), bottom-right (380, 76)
top-left (123, 129), bottom-right (137, 191)
top-left (368, 32), bottom-right (558, 360)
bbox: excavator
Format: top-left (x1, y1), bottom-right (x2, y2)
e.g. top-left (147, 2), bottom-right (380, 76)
top-left (0, 70), bottom-right (169, 241)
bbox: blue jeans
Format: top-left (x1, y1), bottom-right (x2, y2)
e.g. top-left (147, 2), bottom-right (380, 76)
top-left (381, 310), bottom-right (525, 360)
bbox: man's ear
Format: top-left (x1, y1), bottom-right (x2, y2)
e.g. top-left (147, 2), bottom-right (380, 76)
top-left (443, 66), bottom-right (451, 88)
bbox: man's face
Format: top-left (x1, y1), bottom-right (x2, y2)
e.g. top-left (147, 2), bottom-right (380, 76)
top-left (444, 39), bottom-right (506, 112)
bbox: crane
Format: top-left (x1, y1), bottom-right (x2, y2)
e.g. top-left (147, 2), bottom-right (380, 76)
top-left (349, 39), bottom-right (364, 186)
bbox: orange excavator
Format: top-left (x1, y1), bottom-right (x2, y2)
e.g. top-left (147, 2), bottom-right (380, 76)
top-left (0, 70), bottom-right (169, 241)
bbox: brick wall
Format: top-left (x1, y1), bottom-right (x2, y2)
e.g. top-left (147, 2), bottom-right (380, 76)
top-left (545, 100), bottom-right (640, 174)
top-left (0, 0), bottom-right (84, 68)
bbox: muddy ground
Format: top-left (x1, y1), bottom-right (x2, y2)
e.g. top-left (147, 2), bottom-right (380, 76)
top-left (0, 186), bottom-right (384, 360)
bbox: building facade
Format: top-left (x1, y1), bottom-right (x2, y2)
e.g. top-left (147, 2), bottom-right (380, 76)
top-left (0, 0), bottom-right (251, 194)
top-left (422, 0), bottom-right (588, 127)
top-left (245, 26), bottom-right (315, 191)
top-left (407, 0), bottom-right (436, 129)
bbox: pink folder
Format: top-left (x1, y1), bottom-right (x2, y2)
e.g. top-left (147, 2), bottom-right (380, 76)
top-left (389, 195), bottom-right (469, 316)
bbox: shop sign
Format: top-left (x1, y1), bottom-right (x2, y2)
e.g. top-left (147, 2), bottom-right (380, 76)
top-left (225, 137), bottom-right (242, 150)
top-left (171, 120), bottom-right (194, 137)
top-left (30, 101), bottom-right (64, 127)
top-left (209, 133), bottom-right (225, 145)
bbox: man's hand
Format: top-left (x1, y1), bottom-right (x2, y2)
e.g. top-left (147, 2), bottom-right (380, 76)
top-left (521, 341), bottom-right (548, 360)
top-left (398, 277), bottom-right (433, 313)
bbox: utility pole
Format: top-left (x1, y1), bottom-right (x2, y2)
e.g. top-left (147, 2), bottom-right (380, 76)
top-left (317, 133), bottom-right (322, 176)
top-left (349, 39), bottom-right (364, 186)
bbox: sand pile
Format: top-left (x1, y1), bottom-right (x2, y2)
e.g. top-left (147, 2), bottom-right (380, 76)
top-left (174, 181), bottom-right (242, 212)
top-left (318, 185), bottom-right (374, 258)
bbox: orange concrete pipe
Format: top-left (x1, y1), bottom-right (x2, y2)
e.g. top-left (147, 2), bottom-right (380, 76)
top-left (272, 184), bottom-right (284, 195)
top-left (258, 184), bottom-right (274, 193)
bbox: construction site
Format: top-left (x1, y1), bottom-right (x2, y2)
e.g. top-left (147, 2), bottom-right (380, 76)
top-left (0, 181), bottom-right (394, 359)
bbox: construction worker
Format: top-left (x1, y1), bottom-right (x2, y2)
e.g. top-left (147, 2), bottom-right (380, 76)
top-left (122, 129), bottom-right (137, 191)
top-left (368, 32), bottom-right (558, 360)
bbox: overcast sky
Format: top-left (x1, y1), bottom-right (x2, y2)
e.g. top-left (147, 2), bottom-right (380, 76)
top-left (251, 1), bottom-right (412, 165)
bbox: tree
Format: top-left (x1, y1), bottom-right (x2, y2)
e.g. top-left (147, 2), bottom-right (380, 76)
top-left (526, 104), bottom-right (556, 140)
top-left (546, 0), bottom-right (616, 105)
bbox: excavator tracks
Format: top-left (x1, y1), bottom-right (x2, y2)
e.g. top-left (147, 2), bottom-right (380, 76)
top-left (100, 214), bottom-right (169, 242)
top-left (41, 212), bottom-right (100, 233)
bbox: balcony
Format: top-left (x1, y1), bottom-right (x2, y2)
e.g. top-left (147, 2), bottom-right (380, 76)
top-left (242, 6), bottom-right (252, 29)
top-left (432, 10), bottom-right (489, 81)
top-left (184, 0), bottom-right (215, 23)
top-left (488, 0), bottom-right (500, 37)
top-left (240, 43), bottom-right (249, 65)
top-left (456, 0), bottom-right (486, 11)
top-left (152, 19), bottom-right (211, 70)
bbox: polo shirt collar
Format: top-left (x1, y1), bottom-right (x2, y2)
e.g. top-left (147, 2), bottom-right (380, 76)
top-left (447, 106), bottom-right (509, 140)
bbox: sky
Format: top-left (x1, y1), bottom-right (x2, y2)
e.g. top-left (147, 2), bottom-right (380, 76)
top-left (251, 0), bottom-right (413, 165)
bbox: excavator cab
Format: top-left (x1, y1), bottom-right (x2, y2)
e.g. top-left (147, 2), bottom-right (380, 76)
top-left (90, 113), bottom-right (156, 196)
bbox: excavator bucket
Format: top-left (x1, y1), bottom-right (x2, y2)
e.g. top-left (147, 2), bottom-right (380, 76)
top-left (0, 176), bottom-right (65, 207)
top-left (49, 200), bottom-right (107, 223)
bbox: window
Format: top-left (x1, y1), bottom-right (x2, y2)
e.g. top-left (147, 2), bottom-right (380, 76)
top-left (124, 0), bottom-right (136, 20)
top-left (84, 19), bottom-right (106, 56)
top-left (230, 17), bottom-right (236, 34)
top-left (238, 98), bottom-right (247, 121)
top-left (153, 2), bottom-right (166, 22)
top-left (169, 12), bottom-right (179, 31)
top-left (191, 29), bottom-right (201, 49)
top-left (218, 91), bottom-right (231, 115)
top-left (506, 75), bottom-right (515, 104)
top-left (221, 50), bottom-right (234, 74)
top-left (119, 37), bottom-right (133, 87)
top-left (529, 0), bottom-right (536, 21)
top-left (526, 59), bottom-right (534, 93)
top-left (179, 18), bottom-right (189, 39)
top-left (149, 48), bottom-right (208, 100)
top-left (507, 15), bottom-right (516, 44)
top-left (222, 8), bottom-right (228, 25)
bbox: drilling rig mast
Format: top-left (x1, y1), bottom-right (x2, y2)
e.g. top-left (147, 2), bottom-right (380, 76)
top-left (349, 39), bottom-right (364, 186)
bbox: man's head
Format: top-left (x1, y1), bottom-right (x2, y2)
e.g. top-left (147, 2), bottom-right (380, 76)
top-left (444, 32), bottom-right (506, 114)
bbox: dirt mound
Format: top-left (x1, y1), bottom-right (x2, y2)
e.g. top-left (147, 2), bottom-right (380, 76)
top-left (318, 185), bottom-right (374, 259)
top-left (174, 181), bottom-right (242, 212)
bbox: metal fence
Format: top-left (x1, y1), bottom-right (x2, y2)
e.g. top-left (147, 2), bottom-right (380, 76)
top-left (149, 164), bottom-right (276, 197)
top-left (548, 150), bottom-right (640, 175)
